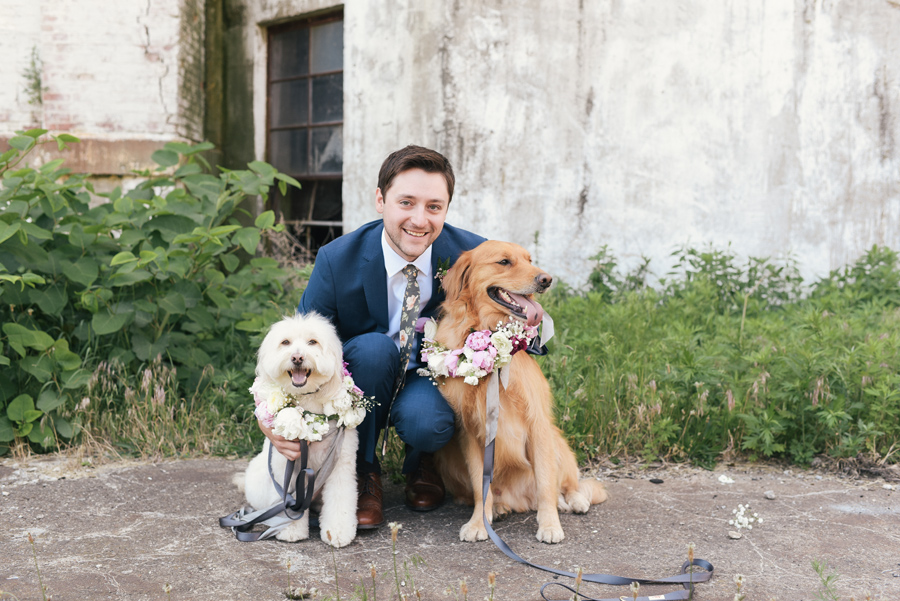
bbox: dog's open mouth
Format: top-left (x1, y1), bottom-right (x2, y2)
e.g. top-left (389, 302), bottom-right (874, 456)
top-left (288, 367), bottom-right (312, 388)
top-left (488, 287), bottom-right (545, 327)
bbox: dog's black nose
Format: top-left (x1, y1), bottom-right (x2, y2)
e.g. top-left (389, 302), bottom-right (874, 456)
top-left (291, 353), bottom-right (304, 365)
top-left (536, 272), bottom-right (552, 290)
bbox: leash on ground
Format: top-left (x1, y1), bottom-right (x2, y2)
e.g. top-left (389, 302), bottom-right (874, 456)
top-left (480, 367), bottom-right (714, 601)
top-left (219, 427), bottom-right (344, 541)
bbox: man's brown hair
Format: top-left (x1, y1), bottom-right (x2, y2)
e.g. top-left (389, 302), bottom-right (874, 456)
top-left (377, 145), bottom-right (455, 202)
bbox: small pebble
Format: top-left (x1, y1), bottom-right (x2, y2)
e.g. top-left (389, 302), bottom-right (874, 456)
top-left (649, 478), bottom-right (664, 484)
top-left (728, 531), bottom-right (742, 540)
top-left (764, 490), bottom-right (776, 500)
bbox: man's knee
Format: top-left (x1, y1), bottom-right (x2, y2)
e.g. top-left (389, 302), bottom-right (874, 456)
top-left (392, 388), bottom-right (455, 453)
top-left (343, 333), bottom-right (399, 373)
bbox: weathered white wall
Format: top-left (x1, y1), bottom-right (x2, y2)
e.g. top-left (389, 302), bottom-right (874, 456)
top-left (0, 0), bottom-right (203, 178)
top-left (337, 0), bottom-right (900, 286)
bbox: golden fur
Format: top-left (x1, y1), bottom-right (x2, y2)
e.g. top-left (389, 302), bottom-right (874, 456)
top-left (433, 241), bottom-right (607, 544)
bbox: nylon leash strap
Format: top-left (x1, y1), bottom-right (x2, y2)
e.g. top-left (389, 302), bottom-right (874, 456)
top-left (219, 427), bottom-right (345, 541)
top-left (479, 329), bottom-right (714, 599)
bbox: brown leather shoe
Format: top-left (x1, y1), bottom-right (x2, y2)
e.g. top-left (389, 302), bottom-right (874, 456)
top-left (356, 472), bottom-right (385, 529)
top-left (404, 454), bottom-right (445, 512)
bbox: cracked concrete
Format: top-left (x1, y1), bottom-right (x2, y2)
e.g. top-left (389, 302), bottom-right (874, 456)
top-left (1, 457), bottom-right (898, 600)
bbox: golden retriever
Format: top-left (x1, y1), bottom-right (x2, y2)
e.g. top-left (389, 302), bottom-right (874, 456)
top-left (433, 241), bottom-right (607, 544)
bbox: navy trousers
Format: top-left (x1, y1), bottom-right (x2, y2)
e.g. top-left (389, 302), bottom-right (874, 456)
top-left (342, 332), bottom-right (455, 474)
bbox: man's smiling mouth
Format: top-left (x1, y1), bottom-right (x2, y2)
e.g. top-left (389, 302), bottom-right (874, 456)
top-left (403, 229), bottom-right (427, 237)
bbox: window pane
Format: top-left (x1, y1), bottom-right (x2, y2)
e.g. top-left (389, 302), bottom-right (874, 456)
top-left (270, 28), bottom-right (309, 79)
top-left (310, 20), bottom-right (342, 73)
top-left (270, 80), bottom-right (308, 127)
top-left (311, 126), bottom-right (342, 174)
top-left (270, 129), bottom-right (309, 175)
top-left (311, 74), bottom-right (342, 123)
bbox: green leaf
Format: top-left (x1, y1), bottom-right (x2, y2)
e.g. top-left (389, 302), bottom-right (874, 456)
top-left (51, 339), bottom-right (81, 370)
top-left (62, 369), bottom-right (91, 390)
top-left (2, 323), bottom-right (55, 356)
top-left (14, 422), bottom-right (33, 438)
top-left (20, 355), bottom-right (54, 382)
top-left (66, 257), bottom-right (99, 287)
top-left (163, 141), bottom-right (193, 155)
top-left (0, 221), bottom-right (22, 245)
top-left (37, 389), bottom-right (66, 413)
top-left (113, 196), bottom-right (134, 214)
top-left (27, 421), bottom-right (55, 448)
top-left (248, 161), bottom-right (277, 177)
top-left (20, 221), bottom-right (53, 241)
top-left (23, 128), bottom-right (48, 139)
top-left (0, 416), bottom-right (14, 443)
top-left (151, 149), bottom-right (180, 167)
top-left (92, 310), bottom-right (129, 335)
top-left (53, 415), bottom-right (74, 439)
top-left (220, 253), bottom-right (239, 273)
top-left (7, 394), bottom-right (37, 423)
top-left (209, 224), bottom-right (241, 237)
top-left (254, 210), bottom-right (276, 229)
top-left (173, 163), bottom-right (203, 178)
top-left (8, 136), bottom-right (35, 152)
top-left (158, 292), bottom-right (186, 315)
top-left (274, 172), bottom-right (302, 190)
top-left (110, 251), bottom-right (138, 266)
top-left (30, 284), bottom-right (68, 314)
top-left (233, 227), bottom-right (261, 254)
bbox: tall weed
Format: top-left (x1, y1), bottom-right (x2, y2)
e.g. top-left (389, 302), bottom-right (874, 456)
top-left (545, 245), bottom-right (900, 467)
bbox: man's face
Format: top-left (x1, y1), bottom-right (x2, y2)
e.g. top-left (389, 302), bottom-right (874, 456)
top-left (376, 168), bottom-right (450, 262)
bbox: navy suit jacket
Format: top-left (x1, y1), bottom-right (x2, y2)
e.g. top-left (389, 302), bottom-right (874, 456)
top-left (298, 219), bottom-right (486, 344)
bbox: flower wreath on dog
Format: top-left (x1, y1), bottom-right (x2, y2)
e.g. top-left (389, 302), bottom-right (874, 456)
top-left (416, 317), bottom-right (539, 385)
top-left (250, 363), bottom-right (374, 442)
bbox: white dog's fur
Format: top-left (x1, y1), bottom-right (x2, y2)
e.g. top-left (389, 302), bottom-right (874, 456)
top-left (239, 312), bottom-right (359, 547)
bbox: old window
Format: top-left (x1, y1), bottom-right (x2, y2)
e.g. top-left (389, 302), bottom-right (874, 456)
top-left (267, 12), bottom-right (343, 260)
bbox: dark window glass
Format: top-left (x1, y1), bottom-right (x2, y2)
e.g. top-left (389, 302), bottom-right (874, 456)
top-left (267, 12), bottom-right (343, 261)
top-left (311, 74), bottom-right (342, 123)
top-left (310, 20), bottom-right (342, 73)
top-left (270, 28), bottom-right (309, 79)
top-left (270, 80), bottom-right (309, 127)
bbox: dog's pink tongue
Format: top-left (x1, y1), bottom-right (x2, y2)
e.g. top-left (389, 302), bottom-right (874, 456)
top-left (290, 368), bottom-right (309, 388)
top-left (508, 293), bottom-right (545, 328)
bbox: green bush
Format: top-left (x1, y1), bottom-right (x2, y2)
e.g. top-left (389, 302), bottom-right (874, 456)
top-left (0, 130), bottom-right (304, 455)
top-left (544, 245), bottom-right (900, 467)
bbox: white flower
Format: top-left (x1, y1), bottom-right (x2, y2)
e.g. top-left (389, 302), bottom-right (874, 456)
top-left (490, 331), bottom-right (513, 357)
top-left (423, 318), bottom-right (438, 341)
top-left (464, 375), bottom-right (479, 386)
top-left (340, 406), bottom-right (366, 428)
top-left (273, 407), bottom-right (308, 440)
top-left (333, 389), bottom-right (353, 412)
top-left (427, 352), bottom-right (450, 377)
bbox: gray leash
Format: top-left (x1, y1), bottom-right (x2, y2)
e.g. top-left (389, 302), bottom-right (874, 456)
top-left (220, 426), bottom-right (345, 541)
top-left (479, 369), bottom-right (714, 600)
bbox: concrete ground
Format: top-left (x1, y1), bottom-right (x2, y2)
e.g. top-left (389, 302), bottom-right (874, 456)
top-left (1, 455), bottom-right (898, 601)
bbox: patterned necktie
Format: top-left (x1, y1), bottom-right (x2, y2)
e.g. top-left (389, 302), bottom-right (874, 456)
top-left (393, 264), bottom-right (420, 396)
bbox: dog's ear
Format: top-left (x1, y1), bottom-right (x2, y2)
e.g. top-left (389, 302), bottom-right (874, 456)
top-left (442, 250), bottom-right (473, 301)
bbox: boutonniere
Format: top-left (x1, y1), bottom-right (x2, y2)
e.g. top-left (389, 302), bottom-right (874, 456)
top-left (435, 257), bottom-right (451, 291)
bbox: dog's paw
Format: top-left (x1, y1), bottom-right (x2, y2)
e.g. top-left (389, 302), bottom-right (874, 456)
top-left (459, 519), bottom-right (488, 542)
top-left (565, 490), bottom-right (591, 514)
top-left (276, 520), bottom-right (310, 542)
top-left (492, 502), bottom-right (512, 520)
top-left (321, 523), bottom-right (356, 548)
top-left (536, 524), bottom-right (565, 544)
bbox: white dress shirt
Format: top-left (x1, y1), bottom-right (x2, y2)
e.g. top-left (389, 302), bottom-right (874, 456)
top-left (381, 229), bottom-right (433, 354)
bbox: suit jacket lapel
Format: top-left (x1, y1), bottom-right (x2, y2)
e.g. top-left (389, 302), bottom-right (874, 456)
top-left (422, 231), bottom-right (451, 315)
top-left (362, 224), bottom-right (389, 331)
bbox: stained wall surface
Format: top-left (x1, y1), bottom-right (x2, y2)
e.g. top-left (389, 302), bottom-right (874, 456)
top-left (335, 0), bottom-right (900, 285)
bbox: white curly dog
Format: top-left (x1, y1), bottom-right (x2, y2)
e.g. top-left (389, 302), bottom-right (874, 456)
top-left (237, 312), bottom-right (359, 547)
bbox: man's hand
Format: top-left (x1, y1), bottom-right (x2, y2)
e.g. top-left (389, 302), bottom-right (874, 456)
top-left (258, 420), bottom-right (303, 461)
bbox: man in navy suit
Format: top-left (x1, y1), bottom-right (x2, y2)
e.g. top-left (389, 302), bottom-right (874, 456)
top-left (259, 145), bottom-right (485, 529)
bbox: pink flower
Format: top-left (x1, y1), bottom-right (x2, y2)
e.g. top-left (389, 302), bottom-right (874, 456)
top-left (465, 330), bottom-right (492, 351)
top-left (255, 403), bottom-right (275, 428)
top-left (471, 350), bottom-right (495, 372)
top-left (445, 349), bottom-right (464, 376)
